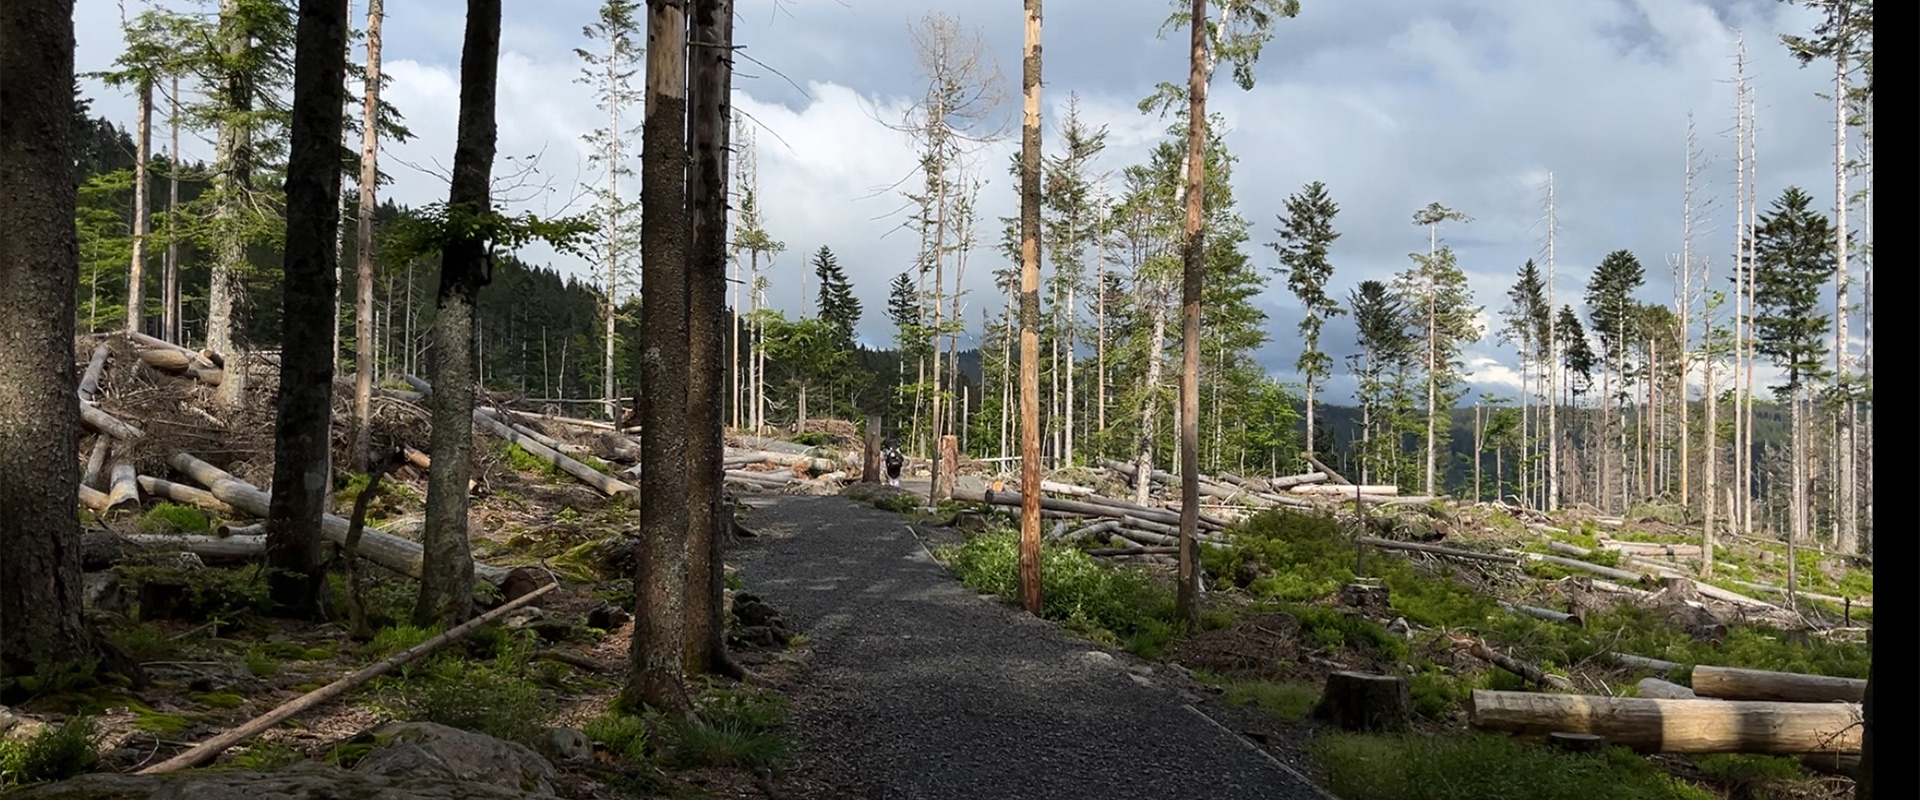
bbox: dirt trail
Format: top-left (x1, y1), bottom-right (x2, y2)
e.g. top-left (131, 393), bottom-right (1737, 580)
top-left (731, 494), bottom-right (1335, 800)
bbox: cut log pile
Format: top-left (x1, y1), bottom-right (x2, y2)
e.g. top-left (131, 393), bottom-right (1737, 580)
top-left (1470, 662), bottom-right (1866, 757)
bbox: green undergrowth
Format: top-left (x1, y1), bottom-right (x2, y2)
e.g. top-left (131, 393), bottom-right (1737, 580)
top-left (0, 717), bottom-right (99, 788)
top-left (1212, 677), bottom-right (1320, 721)
top-left (139, 502), bottom-right (212, 534)
top-left (587, 681), bottom-right (789, 772)
top-left (939, 527), bottom-right (1188, 658)
top-left (364, 623), bottom-right (562, 746)
top-left (1310, 732), bottom-right (1715, 800)
top-left (502, 443), bottom-right (562, 478)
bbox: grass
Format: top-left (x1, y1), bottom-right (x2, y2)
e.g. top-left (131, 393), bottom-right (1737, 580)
top-left (1218, 679), bottom-right (1320, 721)
top-left (1310, 732), bottom-right (1715, 800)
top-left (503, 443), bottom-right (561, 478)
top-left (368, 625), bottom-right (552, 746)
top-left (0, 717), bottom-right (99, 788)
top-left (587, 681), bottom-right (790, 772)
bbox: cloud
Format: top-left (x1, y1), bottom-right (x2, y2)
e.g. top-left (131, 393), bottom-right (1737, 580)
top-left (71, 0), bottom-right (1862, 404)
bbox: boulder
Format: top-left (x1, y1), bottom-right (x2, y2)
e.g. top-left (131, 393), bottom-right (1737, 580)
top-left (353, 721), bottom-right (559, 796)
top-left (533, 727), bottom-right (594, 764)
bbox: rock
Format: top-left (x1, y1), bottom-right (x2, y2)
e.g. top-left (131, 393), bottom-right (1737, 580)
top-left (503, 608), bottom-right (546, 630)
top-left (586, 604), bottom-right (629, 631)
top-left (526, 619), bottom-right (574, 644)
top-left (534, 728), bottom-right (594, 764)
top-left (1386, 617), bottom-right (1413, 638)
top-left (82, 571), bottom-right (127, 614)
top-left (11, 762), bottom-right (548, 799)
top-left (733, 599), bottom-right (782, 627)
top-left (354, 721), bottom-right (559, 797)
top-left (728, 625), bottom-right (790, 649)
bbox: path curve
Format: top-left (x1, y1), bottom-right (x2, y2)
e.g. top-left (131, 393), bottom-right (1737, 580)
top-left (732, 494), bottom-right (1335, 800)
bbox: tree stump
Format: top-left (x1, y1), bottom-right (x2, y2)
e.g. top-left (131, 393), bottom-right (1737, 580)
top-left (1313, 671), bottom-right (1411, 732)
top-left (1339, 581), bottom-right (1390, 612)
top-left (137, 581), bottom-right (193, 621)
top-left (1548, 732), bottom-right (1608, 753)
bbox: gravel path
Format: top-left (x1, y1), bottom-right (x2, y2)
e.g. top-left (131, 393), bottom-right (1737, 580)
top-left (731, 494), bottom-right (1337, 800)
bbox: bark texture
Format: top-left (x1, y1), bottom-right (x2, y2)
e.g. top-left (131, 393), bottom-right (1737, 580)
top-left (1176, 0), bottom-right (1208, 628)
top-left (128, 78), bottom-right (153, 333)
top-left (414, 0), bottom-right (501, 628)
top-left (0, 0), bottom-right (93, 675)
top-left (1016, 0), bottom-right (1044, 616)
top-left (623, 0), bottom-right (692, 714)
top-left (352, 0), bottom-right (386, 472)
top-left (207, 0), bottom-right (254, 360)
top-left (263, 0), bottom-right (350, 617)
top-left (684, 0), bottom-right (739, 678)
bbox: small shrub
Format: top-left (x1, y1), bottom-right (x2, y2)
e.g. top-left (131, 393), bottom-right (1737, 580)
top-left (192, 692), bottom-right (246, 709)
top-left (1310, 731), bottom-right (1713, 800)
top-left (1692, 753), bottom-right (1806, 789)
top-left (503, 443), bottom-right (560, 477)
top-left (790, 432), bottom-right (832, 447)
top-left (1288, 604), bottom-right (1408, 662)
top-left (0, 717), bottom-right (99, 787)
top-left (108, 624), bottom-right (182, 663)
top-left (242, 643), bottom-right (281, 678)
top-left (660, 718), bottom-right (787, 770)
top-left (140, 502), bottom-right (212, 534)
top-left (941, 528), bottom-right (1178, 653)
top-left (584, 712), bottom-right (650, 763)
top-left (229, 739), bottom-right (303, 771)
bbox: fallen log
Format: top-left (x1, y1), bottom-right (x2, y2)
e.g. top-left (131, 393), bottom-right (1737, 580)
top-left (1519, 548), bottom-right (1651, 584)
top-left (402, 373), bottom-right (433, 397)
top-left (167, 453), bottom-right (510, 584)
top-left (377, 386), bottom-right (426, 402)
top-left (78, 341), bottom-right (110, 401)
top-left (1500, 601), bottom-right (1582, 627)
top-left (1600, 540), bottom-right (1703, 559)
top-left (725, 469), bottom-right (793, 487)
top-left (1267, 472), bottom-right (1329, 489)
top-left (137, 582), bottom-right (558, 774)
top-left (1468, 690), bottom-right (1861, 755)
top-left (1116, 515), bottom-right (1230, 544)
top-left (1299, 452), bottom-right (1352, 485)
top-left (79, 484), bottom-right (113, 514)
top-left (1465, 640), bottom-right (1575, 691)
top-left (1690, 666), bottom-right (1866, 704)
top-left (1039, 480), bottom-right (1095, 497)
top-left (402, 446), bottom-right (432, 472)
top-left (105, 462), bottom-right (140, 509)
top-left (215, 523), bottom-right (264, 537)
top-left (120, 534), bottom-right (265, 560)
top-left (1088, 545), bottom-right (1181, 557)
top-left (729, 449), bottom-right (839, 474)
top-left (1111, 526), bottom-right (1229, 551)
top-left (1056, 520), bottom-right (1120, 541)
top-left (1359, 537), bottom-right (1520, 565)
top-left (82, 436), bottom-right (111, 488)
top-left (80, 402), bottom-right (145, 441)
top-left (1604, 652), bottom-right (1681, 674)
top-left (483, 407), bottom-right (619, 432)
top-left (472, 410), bottom-right (636, 497)
top-left (956, 486), bottom-right (1212, 531)
top-left (1292, 484), bottom-right (1400, 496)
top-left (137, 475), bottom-right (238, 517)
top-left (1636, 677), bottom-right (1700, 699)
top-left (129, 332), bottom-right (225, 385)
top-left (1727, 579), bottom-right (1868, 608)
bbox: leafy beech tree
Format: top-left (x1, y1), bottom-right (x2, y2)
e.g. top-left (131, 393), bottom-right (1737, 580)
top-left (812, 245), bottom-right (861, 346)
top-left (2, 0), bottom-right (95, 677)
top-left (576, 0), bottom-right (643, 422)
top-left (1752, 185), bottom-right (1833, 599)
top-left (1586, 249), bottom-right (1644, 510)
top-left (1271, 180), bottom-right (1343, 458)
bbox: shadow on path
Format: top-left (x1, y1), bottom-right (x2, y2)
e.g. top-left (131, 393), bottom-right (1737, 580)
top-left (731, 494), bottom-right (1335, 800)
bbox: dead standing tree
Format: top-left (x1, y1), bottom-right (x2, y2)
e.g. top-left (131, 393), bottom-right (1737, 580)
top-left (1016, 0), bottom-right (1044, 614)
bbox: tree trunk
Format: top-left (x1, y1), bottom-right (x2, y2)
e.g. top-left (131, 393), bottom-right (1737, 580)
top-left (207, 0), bottom-right (254, 364)
top-left (1136, 294), bottom-right (1166, 507)
top-left (1690, 665), bottom-right (1865, 704)
top-left (127, 77), bottom-right (153, 334)
top-left (624, 0), bottom-right (692, 715)
top-left (163, 72), bottom-right (182, 342)
top-left (1470, 690), bottom-right (1861, 755)
top-left (0, 0), bottom-right (94, 674)
top-left (263, 0), bottom-right (350, 617)
top-left (1016, 0), bottom-right (1044, 616)
top-left (352, 0), bottom-right (385, 473)
top-left (1176, 0), bottom-right (1207, 629)
top-left (684, 0), bottom-right (740, 680)
top-left (415, 0), bottom-right (500, 629)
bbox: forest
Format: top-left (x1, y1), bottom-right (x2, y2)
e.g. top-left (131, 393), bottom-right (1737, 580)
top-left (1, 0), bottom-right (1874, 799)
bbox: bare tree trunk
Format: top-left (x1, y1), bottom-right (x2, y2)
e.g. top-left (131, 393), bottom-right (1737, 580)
top-left (1473, 402), bottom-right (1483, 502)
top-left (0, 0), bottom-right (94, 675)
top-left (127, 77), bottom-right (153, 334)
top-left (684, 0), bottom-right (740, 679)
top-left (1545, 172), bottom-right (1559, 511)
top-left (415, 0), bottom-right (500, 629)
top-left (1135, 295), bottom-right (1166, 507)
top-left (624, 0), bottom-right (692, 715)
top-left (352, 0), bottom-right (385, 473)
top-left (1175, 0), bottom-right (1208, 629)
top-left (207, 0), bottom-right (254, 364)
top-left (1095, 189), bottom-right (1108, 449)
top-left (264, 0), bottom-right (350, 617)
top-left (1016, 0), bottom-right (1044, 616)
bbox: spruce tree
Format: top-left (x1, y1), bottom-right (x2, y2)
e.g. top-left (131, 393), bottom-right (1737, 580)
top-left (1271, 180), bottom-right (1343, 457)
top-left (812, 245), bottom-right (861, 346)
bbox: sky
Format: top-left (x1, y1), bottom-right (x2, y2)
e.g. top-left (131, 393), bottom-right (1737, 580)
top-left (72, 0), bottom-right (1864, 404)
